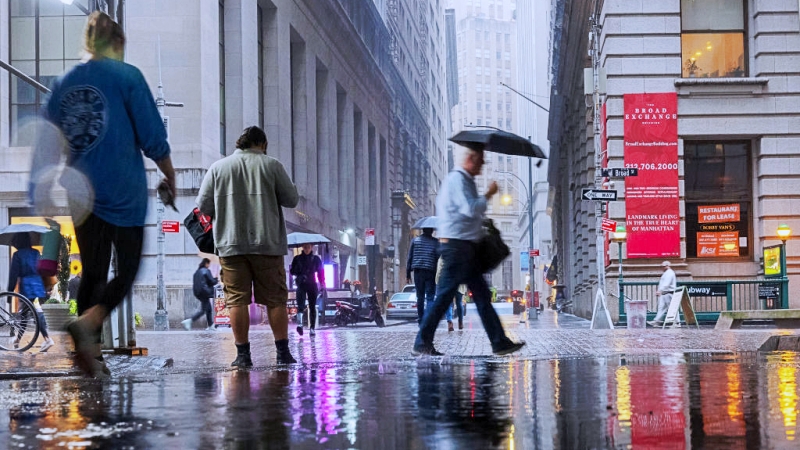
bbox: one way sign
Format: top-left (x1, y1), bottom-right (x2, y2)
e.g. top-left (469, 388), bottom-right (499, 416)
top-left (582, 189), bottom-right (618, 201)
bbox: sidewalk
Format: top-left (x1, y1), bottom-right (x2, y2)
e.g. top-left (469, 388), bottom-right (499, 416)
top-left (1, 308), bottom-right (791, 378)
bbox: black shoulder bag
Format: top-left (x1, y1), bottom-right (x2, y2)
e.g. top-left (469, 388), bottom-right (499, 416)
top-left (184, 208), bottom-right (215, 254)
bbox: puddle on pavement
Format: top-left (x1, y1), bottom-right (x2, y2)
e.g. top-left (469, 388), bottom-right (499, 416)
top-left (1, 352), bottom-right (799, 449)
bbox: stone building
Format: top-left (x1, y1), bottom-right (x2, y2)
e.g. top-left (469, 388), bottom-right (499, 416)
top-left (0, 0), bottom-right (432, 325)
top-left (548, 0), bottom-right (800, 319)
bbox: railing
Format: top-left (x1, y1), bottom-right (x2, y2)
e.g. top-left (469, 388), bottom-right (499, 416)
top-left (618, 279), bottom-right (789, 323)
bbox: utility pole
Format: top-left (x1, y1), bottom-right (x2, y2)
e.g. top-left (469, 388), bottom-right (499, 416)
top-left (153, 36), bottom-right (184, 331)
top-left (590, 14), bottom-right (606, 296)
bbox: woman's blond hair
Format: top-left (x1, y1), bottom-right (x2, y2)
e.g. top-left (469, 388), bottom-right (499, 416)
top-left (84, 11), bottom-right (125, 56)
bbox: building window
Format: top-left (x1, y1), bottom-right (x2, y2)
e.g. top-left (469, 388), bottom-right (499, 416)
top-left (9, 0), bottom-right (86, 146)
top-left (684, 141), bottom-right (752, 258)
top-left (680, 0), bottom-right (746, 78)
top-left (502, 260), bottom-right (513, 290)
top-left (219, 0), bottom-right (227, 155)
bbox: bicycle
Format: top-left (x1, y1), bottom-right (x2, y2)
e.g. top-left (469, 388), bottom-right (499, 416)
top-left (0, 291), bottom-right (41, 352)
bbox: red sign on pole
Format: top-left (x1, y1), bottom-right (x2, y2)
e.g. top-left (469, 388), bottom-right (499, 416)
top-left (161, 220), bottom-right (180, 233)
top-left (624, 93), bottom-right (680, 258)
top-left (365, 228), bottom-right (375, 246)
top-left (529, 249), bottom-right (539, 257)
top-left (601, 218), bottom-right (617, 233)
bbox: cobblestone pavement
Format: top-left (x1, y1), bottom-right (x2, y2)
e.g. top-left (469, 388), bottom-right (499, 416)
top-left (1, 306), bottom-right (794, 378)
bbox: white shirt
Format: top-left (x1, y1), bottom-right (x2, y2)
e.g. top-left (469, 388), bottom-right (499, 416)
top-left (657, 268), bottom-right (677, 294)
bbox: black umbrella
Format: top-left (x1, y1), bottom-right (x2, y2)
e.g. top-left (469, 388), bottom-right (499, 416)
top-left (449, 129), bottom-right (548, 159)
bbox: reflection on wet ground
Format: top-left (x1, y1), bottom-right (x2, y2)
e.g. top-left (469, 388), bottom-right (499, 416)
top-left (2, 352), bottom-right (800, 449)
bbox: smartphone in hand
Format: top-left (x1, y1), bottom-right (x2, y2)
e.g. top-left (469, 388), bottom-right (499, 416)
top-left (157, 180), bottom-right (178, 212)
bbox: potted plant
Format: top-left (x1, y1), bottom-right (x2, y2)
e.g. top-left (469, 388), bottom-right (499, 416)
top-left (41, 298), bottom-right (71, 331)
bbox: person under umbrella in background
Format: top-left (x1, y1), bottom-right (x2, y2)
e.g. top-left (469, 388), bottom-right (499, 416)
top-left (406, 227), bottom-right (439, 324)
top-left (7, 233), bottom-right (55, 352)
top-left (289, 243), bottom-right (325, 336)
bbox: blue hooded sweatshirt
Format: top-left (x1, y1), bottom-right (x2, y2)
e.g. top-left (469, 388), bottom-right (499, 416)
top-left (7, 248), bottom-right (46, 300)
top-left (42, 58), bottom-right (170, 227)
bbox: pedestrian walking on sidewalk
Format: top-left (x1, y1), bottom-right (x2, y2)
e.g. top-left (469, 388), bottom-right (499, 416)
top-left (31, 12), bottom-right (175, 377)
top-left (182, 258), bottom-right (219, 331)
top-left (434, 256), bottom-right (456, 331)
top-left (413, 143), bottom-right (525, 356)
top-left (68, 271), bottom-right (81, 301)
top-left (290, 243), bottom-right (325, 336)
top-left (407, 228), bottom-right (439, 324)
top-left (7, 234), bottom-right (55, 352)
top-left (648, 261), bottom-right (677, 327)
top-left (197, 126), bottom-right (299, 367)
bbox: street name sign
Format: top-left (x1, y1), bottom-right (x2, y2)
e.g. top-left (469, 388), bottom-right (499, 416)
top-left (601, 218), bottom-right (617, 233)
top-left (582, 189), bottom-right (618, 201)
top-left (601, 168), bottom-right (638, 178)
top-left (161, 221), bottom-right (180, 233)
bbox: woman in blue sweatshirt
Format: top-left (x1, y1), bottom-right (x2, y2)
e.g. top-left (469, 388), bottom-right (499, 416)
top-left (31, 12), bottom-right (176, 377)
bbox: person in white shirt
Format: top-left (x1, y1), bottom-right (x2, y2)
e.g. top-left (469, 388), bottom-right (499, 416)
top-left (648, 261), bottom-right (677, 327)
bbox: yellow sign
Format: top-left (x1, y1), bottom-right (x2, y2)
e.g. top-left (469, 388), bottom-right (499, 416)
top-left (764, 246), bottom-right (782, 277)
top-left (10, 216), bottom-right (80, 254)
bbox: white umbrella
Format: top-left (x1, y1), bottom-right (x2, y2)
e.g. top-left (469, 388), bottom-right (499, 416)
top-left (287, 232), bottom-right (331, 248)
top-left (0, 223), bottom-right (52, 247)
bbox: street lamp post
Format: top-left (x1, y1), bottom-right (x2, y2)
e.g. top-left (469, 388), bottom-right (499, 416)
top-left (777, 224), bottom-right (792, 309)
top-left (611, 224), bottom-right (627, 301)
top-left (498, 170), bottom-right (535, 320)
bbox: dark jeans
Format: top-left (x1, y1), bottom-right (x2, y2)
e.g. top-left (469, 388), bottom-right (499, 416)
top-left (74, 213), bottom-right (143, 317)
top-left (413, 269), bottom-right (436, 321)
top-left (296, 283), bottom-right (318, 329)
top-left (415, 240), bottom-right (511, 351)
top-left (191, 298), bottom-right (214, 327)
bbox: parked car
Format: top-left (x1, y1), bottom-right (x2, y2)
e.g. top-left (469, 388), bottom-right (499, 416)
top-left (386, 292), bottom-right (418, 320)
top-left (402, 284), bottom-right (416, 293)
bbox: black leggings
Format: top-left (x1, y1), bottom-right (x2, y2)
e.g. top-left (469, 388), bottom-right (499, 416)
top-left (74, 214), bottom-right (143, 317)
top-left (296, 283), bottom-right (318, 329)
top-left (190, 298), bottom-right (214, 327)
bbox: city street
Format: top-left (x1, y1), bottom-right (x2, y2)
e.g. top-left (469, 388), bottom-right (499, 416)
top-left (3, 305), bottom-right (800, 448)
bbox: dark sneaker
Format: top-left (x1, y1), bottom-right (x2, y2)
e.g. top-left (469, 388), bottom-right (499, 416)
top-left (309, 328), bottom-right (316, 336)
top-left (411, 345), bottom-right (444, 357)
top-left (277, 349), bottom-right (297, 364)
top-left (296, 325), bottom-right (303, 336)
top-left (231, 353), bottom-right (253, 368)
top-left (493, 341), bottom-right (526, 356)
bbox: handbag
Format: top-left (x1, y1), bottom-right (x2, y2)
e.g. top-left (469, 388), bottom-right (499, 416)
top-left (184, 208), bottom-right (215, 253)
top-left (477, 219), bottom-right (510, 273)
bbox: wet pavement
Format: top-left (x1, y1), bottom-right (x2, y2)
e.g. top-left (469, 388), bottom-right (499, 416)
top-left (3, 306), bottom-right (800, 448)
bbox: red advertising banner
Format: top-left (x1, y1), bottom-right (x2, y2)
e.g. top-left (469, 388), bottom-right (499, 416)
top-left (624, 93), bottom-right (680, 258)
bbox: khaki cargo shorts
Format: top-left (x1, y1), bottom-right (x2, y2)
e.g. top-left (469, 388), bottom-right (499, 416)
top-left (219, 254), bottom-right (288, 308)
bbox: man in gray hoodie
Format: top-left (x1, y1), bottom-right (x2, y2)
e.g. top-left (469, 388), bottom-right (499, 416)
top-left (197, 126), bottom-right (299, 367)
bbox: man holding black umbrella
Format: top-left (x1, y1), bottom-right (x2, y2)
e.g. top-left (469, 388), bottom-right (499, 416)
top-left (413, 143), bottom-right (525, 356)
